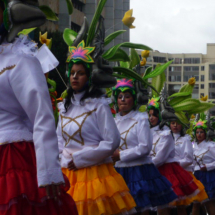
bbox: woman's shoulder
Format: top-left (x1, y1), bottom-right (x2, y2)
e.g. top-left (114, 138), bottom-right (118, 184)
top-left (158, 125), bottom-right (171, 137)
top-left (84, 97), bottom-right (112, 107)
top-left (133, 111), bottom-right (149, 121)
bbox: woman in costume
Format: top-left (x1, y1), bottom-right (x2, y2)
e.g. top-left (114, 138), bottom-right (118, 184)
top-left (57, 16), bottom-right (136, 214)
top-left (193, 119), bottom-right (215, 215)
top-left (111, 78), bottom-right (177, 215)
top-left (147, 93), bottom-right (199, 215)
top-left (170, 120), bottom-right (208, 214)
top-left (0, 1), bottom-right (78, 215)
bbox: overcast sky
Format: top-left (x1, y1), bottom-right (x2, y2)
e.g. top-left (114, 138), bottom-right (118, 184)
top-left (130, 0), bottom-right (215, 54)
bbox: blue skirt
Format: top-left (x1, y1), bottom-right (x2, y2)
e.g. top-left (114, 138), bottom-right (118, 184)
top-left (194, 169), bottom-right (215, 200)
top-left (115, 164), bottom-right (177, 209)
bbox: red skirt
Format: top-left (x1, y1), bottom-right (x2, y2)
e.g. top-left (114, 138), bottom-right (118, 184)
top-left (0, 141), bottom-right (78, 215)
top-left (158, 162), bottom-right (199, 198)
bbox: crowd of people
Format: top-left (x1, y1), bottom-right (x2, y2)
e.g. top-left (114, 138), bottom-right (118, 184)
top-left (1, 1), bottom-right (215, 215)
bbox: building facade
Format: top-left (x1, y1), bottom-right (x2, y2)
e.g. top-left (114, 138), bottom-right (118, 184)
top-left (38, 0), bottom-right (130, 51)
top-left (138, 44), bottom-right (215, 103)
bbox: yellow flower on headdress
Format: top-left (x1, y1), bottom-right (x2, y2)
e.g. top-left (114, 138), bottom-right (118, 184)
top-left (191, 114), bottom-right (196, 119)
top-left (39, 32), bottom-right (52, 49)
top-left (200, 95), bottom-right (208, 102)
top-left (140, 58), bottom-right (146, 66)
top-left (188, 77), bottom-right (196, 86)
top-left (122, 9), bottom-right (135, 29)
top-left (141, 50), bottom-right (150, 58)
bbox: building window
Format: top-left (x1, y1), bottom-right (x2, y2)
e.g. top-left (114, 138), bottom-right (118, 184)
top-left (168, 84), bottom-right (181, 95)
top-left (201, 75), bottom-right (204, 82)
top-left (200, 93), bottom-right (204, 97)
top-left (153, 57), bottom-right (166, 63)
top-left (169, 66), bottom-right (182, 72)
top-left (209, 92), bottom-right (215, 99)
top-left (169, 58), bottom-right (182, 64)
top-left (184, 66), bottom-right (199, 72)
top-left (209, 65), bottom-right (215, 80)
top-left (209, 83), bottom-right (215, 88)
top-left (169, 76), bottom-right (181, 82)
top-left (184, 58), bottom-right (200, 64)
top-left (201, 84), bottom-right (204, 89)
top-left (201, 66), bottom-right (205, 71)
top-left (184, 75), bottom-right (199, 82)
top-left (72, 0), bottom-right (84, 11)
top-left (194, 85), bottom-right (199, 90)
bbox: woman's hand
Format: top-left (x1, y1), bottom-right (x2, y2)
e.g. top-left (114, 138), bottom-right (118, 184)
top-left (68, 160), bottom-right (78, 171)
top-left (112, 149), bottom-right (120, 162)
top-left (45, 184), bottom-right (61, 200)
top-left (200, 164), bottom-right (207, 171)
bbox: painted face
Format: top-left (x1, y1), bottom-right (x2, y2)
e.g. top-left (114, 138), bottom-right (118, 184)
top-left (70, 64), bottom-right (89, 93)
top-left (117, 91), bottom-right (134, 115)
top-left (148, 109), bottom-right (159, 127)
top-left (196, 128), bottom-right (206, 143)
top-left (170, 121), bottom-right (182, 134)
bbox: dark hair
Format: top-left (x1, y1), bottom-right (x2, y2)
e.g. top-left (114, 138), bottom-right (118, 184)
top-left (64, 62), bottom-right (104, 112)
top-left (148, 107), bottom-right (160, 128)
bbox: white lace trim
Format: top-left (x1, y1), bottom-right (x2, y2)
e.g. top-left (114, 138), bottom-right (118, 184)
top-left (0, 130), bottom-right (33, 145)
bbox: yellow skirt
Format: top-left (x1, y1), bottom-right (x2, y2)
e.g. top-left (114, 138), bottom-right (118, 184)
top-left (62, 163), bottom-right (136, 215)
top-left (171, 172), bottom-right (208, 206)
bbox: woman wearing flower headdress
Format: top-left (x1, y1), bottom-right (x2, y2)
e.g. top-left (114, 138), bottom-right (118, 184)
top-left (111, 78), bottom-right (177, 215)
top-left (57, 21), bottom-right (136, 215)
top-left (169, 120), bottom-right (208, 214)
top-left (193, 119), bottom-right (215, 215)
top-left (147, 95), bottom-right (199, 215)
top-left (0, 1), bottom-right (78, 215)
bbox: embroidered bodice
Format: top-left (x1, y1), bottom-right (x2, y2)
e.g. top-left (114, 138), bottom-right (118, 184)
top-left (57, 92), bottom-right (120, 169)
top-left (193, 140), bottom-right (215, 171)
top-left (150, 125), bottom-right (177, 167)
top-left (114, 111), bottom-right (153, 167)
top-left (173, 133), bottom-right (194, 171)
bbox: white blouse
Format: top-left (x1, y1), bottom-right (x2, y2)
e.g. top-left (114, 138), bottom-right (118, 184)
top-left (0, 36), bottom-right (64, 187)
top-left (193, 140), bottom-right (215, 171)
top-left (115, 111), bottom-right (153, 168)
top-left (150, 125), bottom-right (177, 167)
top-left (57, 91), bottom-right (121, 169)
top-left (173, 133), bottom-right (194, 172)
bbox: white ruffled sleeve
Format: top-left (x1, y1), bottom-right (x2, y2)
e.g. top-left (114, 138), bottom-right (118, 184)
top-left (179, 136), bottom-right (193, 169)
top-left (72, 102), bottom-right (120, 169)
top-left (120, 113), bottom-right (152, 162)
top-left (152, 131), bottom-right (175, 167)
top-left (205, 145), bottom-right (215, 171)
top-left (8, 55), bottom-right (64, 187)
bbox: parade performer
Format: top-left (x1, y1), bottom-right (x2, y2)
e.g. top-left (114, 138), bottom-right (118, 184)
top-left (0, 1), bottom-right (78, 215)
top-left (57, 3), bottom-right (137, 213)
top-left (112, 78), bottom-right (177, 215)
top-left (193, 118), bottom-right (215, 215)
top-left (147, 87), bottom-right (199, 215)
top-left (170, 120), bottom-right (208, 213)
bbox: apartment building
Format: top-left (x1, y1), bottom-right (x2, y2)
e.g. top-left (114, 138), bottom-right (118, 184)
top-left (138, 43), bottom-right (215, 102)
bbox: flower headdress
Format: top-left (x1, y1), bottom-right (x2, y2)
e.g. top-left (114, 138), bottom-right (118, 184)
top-left (193, 119), bottom-right (208, 133)
top-left (147, 96), bottom-right (160, 111)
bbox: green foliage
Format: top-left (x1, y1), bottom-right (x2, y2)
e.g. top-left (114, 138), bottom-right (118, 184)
top-left (63, 28), bottom-right (78, 46)
top-left (39, 5), bottom-right (59, 21)
top-left (18, 28), bottom-right (36, 36)
top-left (86, 0), bottom-right (107, 46)
top-left (142, 66), bottom-right (152, 79)
top-left (107, 48), bottom-right (130, 62)
top-left (65, 0), bottom-right (73, 15)
top-left (104, 30), bottom-right (126, 46)
top-left (139, 105), bottom-right (146, 112)
top-left (168, 91), bottom-right (192, 99)
top-left (129, 48), bottom-right (140, 69)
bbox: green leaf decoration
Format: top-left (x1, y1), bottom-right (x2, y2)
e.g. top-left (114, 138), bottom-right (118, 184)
top-left (143, 60), bottom-right (173, 80)
top-left (18, 28), bottom-right (36, 36)
top-left (47, 78), bottom-right (57, 92)
top-left (175, 111), bottom-right (189, 126)
top-left (169, 95), bottom-right (191, 107)
top-left (63, 28), bottom-right (78, 46)
top-left (61, 90), bottom-right (68, 99)
top-left (151, 67), bottom-right (166, 97)
top-left (104, 30), bottom-right (126, 46)
top-left (142, 66), bottom-right (153, 79)
top-left (200, 112), bottom-right (206, 120)
top-left (168, 91), bottom-right (192, 99)
top-left (105, 48), bottom-right (130, 62)
top-left (39, 5), bottom-right (59, 21)
top-left (120, 61), bottom-right (130, 69)
top-left (86, 0), bottom-right (107, 46)
top-left (103, 42), bottom-right (152, 60)
top-left (106, 88), bottom-right (112, 98)
top-left (187, 102), bottom-right (214, 114)
top-left (179, 83), bottom-right (194, 93)
top-left (65, 0), bottom-right (73, 15)
top-left (139, 105), bottom-right (146, 112)
top-left (129, 48), bottom-right (140, 69)
top-left (172, 99), bottom-right (200, 112)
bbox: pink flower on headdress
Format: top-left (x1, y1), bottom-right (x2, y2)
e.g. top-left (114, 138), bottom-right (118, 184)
top-left (115, 79), bottom-right (134, 89)
top-left (148, 97), bottom-right (160, 109)
top-left (196, 121), bottom-right (204, 126)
